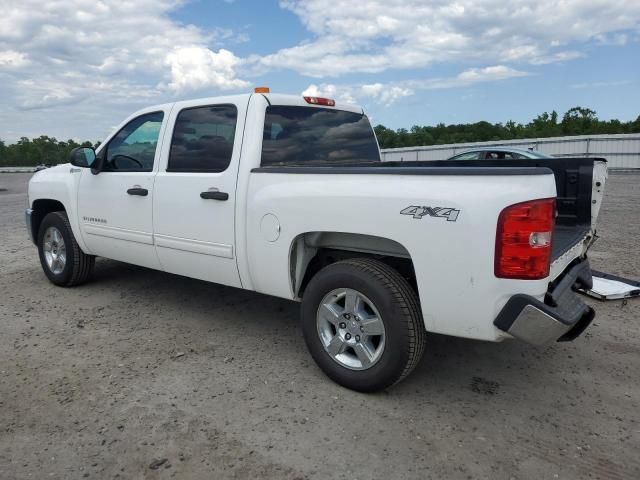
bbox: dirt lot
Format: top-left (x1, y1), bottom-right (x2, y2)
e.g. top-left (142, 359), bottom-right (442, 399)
top-left (1, 172), bottom-right (638, 480)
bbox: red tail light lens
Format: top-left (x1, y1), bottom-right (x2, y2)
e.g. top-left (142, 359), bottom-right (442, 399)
top-left (303, 96), bottom-right (335, 106)
top-left (495, 198), bottom-right (556, 280)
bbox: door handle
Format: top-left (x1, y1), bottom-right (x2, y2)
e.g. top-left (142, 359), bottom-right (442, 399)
top-left (127, 187), bottom-right (148, 196)
top-left (200, 191), bottom-right (229, 201)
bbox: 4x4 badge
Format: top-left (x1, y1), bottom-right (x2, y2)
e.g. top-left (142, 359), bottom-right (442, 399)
top-left (400, 205), bottom-right (460, 222)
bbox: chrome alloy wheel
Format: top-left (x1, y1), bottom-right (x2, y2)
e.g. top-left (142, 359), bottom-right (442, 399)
top-left (42, 226), bottom-right (66, 275)
top-left (316, 288), bottom-right (386, 370)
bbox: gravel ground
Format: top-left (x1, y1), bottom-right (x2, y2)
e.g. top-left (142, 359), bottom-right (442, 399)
top-left (0, 172), bottom-right (638, 480)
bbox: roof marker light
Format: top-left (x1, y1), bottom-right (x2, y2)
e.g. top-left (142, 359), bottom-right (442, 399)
top-left (254, 87), bottom-right (270, 93)
top-left (304, 96), bottom-right (335, 107)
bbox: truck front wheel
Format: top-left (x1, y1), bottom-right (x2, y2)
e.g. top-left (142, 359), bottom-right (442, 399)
top-left (37, 211), bottom-right (95, 287)
top-left (301, 258), bottom-right (426, 392)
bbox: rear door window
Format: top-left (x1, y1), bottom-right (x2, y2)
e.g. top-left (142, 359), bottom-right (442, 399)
top-left (261, 106), bottom-right (380, 166)
top-left (168, 105), bottom-right (237, 172)
top-left (450, 151), bottom-right (482, 161)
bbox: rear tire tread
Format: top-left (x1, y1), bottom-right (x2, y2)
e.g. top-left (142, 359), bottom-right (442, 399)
top-left (302, 257), bottom-right (427, 391)
top-left (336, 258), bottom-right (426, 385)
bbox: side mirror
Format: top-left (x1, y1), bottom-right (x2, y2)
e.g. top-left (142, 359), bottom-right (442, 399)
top-left (69, 147), bottom-right (96, 168)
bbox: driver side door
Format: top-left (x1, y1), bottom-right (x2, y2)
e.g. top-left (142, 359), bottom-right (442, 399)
top-left (77, 109), bottom-right (169, 269)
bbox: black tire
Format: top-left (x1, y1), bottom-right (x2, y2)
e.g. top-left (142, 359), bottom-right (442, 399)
top-left (37, 211), bottom-right (95, 287)
top-left (301, 258), bottom-right (426, 392)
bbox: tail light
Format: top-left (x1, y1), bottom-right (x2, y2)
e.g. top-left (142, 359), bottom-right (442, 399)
top-left (304, 96), bottom-right (335, 106)
top-left (495, 198), bottom-right (556, 280)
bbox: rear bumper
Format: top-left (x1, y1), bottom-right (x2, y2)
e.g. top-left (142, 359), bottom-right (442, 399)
top-left (494, 259), bottom-right (595, 346)
top-left (25, 208), bottom-right (35, 244)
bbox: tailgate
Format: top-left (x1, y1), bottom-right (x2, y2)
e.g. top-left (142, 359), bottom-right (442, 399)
top-left (549, 159), bottom-right (607, 277)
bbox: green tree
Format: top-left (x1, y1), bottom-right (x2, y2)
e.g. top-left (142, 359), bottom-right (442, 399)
top-left (561, 107), bottom-right (597, 135)
top-left (372, 107), bottom-right (638, 149)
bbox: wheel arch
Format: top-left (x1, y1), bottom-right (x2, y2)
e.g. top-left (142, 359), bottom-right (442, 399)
top-left (30, 198), bottom-right (67, 242)
top-left (299, 256), bottom-right (426, 392)
top-left (289, 231), bottom-right (417, 298)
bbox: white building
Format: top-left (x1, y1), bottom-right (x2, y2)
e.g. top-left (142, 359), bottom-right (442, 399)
top-left (381, 133), bottom-right (640, 169)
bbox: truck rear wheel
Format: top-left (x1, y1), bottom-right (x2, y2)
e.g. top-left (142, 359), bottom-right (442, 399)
top-left (37, 211), bottom-right (95, 287)
top-left (301, 258), bottom-right (426, 392)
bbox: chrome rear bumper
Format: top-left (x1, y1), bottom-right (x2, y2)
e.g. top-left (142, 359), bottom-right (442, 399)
top-left (494, 259), bottom-right (595, 346)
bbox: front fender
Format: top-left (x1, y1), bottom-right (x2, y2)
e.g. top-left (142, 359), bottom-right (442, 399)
top-left (28, 164), bottom-right (90, 253)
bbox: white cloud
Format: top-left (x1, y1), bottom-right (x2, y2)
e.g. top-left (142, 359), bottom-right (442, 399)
top-left (165, 47), bottom-right (250, 91)
top-left (0, 0), bottom-right (249, 137)
top-left (594, 33), bottom-right (630, 46)
top-left (529, 51), bottom-right (584, 65)
top-left (447, 65), bottom-right (530, 86)
top-left (19, 85), bottom-right (83, 110)
top-left (263, 0), bottom-right (640, 76)
top-left (571, 80), bottom-right (633, 89)
top-left (301, 84), bottom-right (322, 97)
top-left (302, 65), bottom-right (528, 107)
top-left (302, 83), bottom-right (356, 104)
top-left (302, 82), bottom-right (412, 107)
top-left (0, 50), bottom-right (29, 67)
top-left (360, 84), bottom-right (414, 105)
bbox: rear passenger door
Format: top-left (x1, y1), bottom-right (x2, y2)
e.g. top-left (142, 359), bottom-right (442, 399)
top-left (153, 99), bottom-right (247, 288)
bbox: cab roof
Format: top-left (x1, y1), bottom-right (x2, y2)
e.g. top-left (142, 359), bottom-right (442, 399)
top-left (143, 93), bottom-right (364, 116)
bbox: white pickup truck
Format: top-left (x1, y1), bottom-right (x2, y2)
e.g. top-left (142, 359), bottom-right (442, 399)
top-left (26, 90), bottom-right (608, 392)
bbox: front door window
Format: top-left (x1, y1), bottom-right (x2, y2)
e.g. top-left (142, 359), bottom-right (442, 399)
top-left (103, 112), bottom-right (164, 172)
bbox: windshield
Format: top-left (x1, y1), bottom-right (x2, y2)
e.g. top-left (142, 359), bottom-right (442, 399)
top-left (261, 106), bottom-right (380, 166)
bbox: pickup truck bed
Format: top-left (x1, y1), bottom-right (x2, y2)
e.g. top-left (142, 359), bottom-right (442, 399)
top-left (377, 156), bottom-right (605, 262)
top-left (552, 225), bottom-right (590, 261)
top-left (258, 156), bottom-right (605, 264)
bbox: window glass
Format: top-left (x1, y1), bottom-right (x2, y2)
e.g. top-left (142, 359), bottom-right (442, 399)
top-left (104, 112), bottom-right (164, 171)
top-left (450, 151), bottom-right (481, 160)
top-left (486, 151), bottom-right (527, 159)
top-left (261, 106), bottom-right (380, 166)
top-left (168, 105), bottom-right (237, 172)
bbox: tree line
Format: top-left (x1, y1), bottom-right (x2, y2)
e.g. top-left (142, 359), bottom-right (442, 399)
top-left (374, 107), bottom-right (640, 149)
top-left (1, 107), bottom-right (639, 166)
top-left (0, 137), bottom-right (100, 167)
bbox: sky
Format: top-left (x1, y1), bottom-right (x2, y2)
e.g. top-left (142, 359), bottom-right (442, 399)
top-left (0, 0), bottom-right (639, 143)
